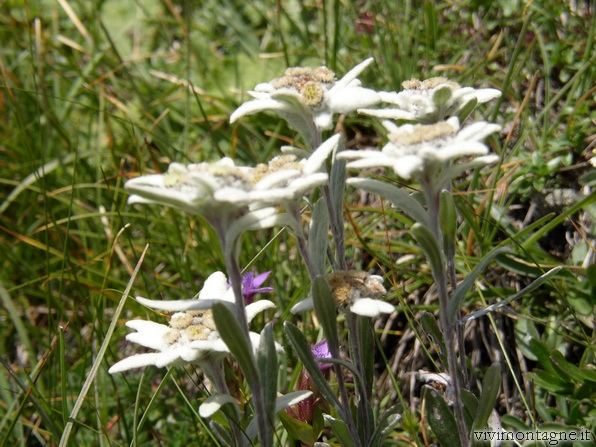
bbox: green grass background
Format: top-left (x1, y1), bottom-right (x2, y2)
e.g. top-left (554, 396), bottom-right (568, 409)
top-left (1, 0), bottom-right (594, 445)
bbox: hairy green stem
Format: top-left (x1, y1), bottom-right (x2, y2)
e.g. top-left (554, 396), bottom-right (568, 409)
top-left (213, 221), bottom-right (271, 447)
top-left (202, 361), bottom-right (247, 447)
top-left (422, 178), bottom-right (469, 447)
top-left (347, 312), bottom-right (372, 444)
top-left (289, 205), bottom-right (318, 279)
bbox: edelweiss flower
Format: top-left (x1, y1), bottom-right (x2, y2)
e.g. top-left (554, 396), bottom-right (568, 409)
top-left (248, 133), bottom-right (340, 210)
top-left (339, 117), bottom-right (500, 184)
top-left (291, 270), bottom-right (394, 318)
top-left (126, 135), bottom-right (336, 215)
top-left (125, 138), bottom-right (336, 253)
top-left (108, 272), bottom-right (275, 373)
top-left (230, 58), bottom-right (380, 148)
top-left (360, 77), bottom-right (501, 124)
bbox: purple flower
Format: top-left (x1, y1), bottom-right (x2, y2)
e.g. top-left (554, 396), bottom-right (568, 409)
top-left (236, 271), bottom-right (274, 304)
top-left (311, 339), bottom-right (333, 373)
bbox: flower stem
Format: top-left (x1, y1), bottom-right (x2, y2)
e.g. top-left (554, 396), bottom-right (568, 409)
top-left (202, 361), bottom-right (247, 447)
top-left (347, 312), bottom-right (372, 444)
top-left (421, 178), bottom-right (469, 447)
top-left (215, 222), bottom-right (272, 447)
top-left (323, 184), bottom-right (347, 270)
top-left (289, 205), bottom-right (318, 279)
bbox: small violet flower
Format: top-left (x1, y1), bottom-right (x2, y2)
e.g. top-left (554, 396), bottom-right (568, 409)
top-left (108, 272), bottom-right (275, 374)
top-left (230, 59), bottom-right (380, 149)
top-left (360, 77), bottom-right (501, 124)
top-left (291, 270), bottom-right (394, 318)
top-left (311, 339), bottom-right (333, 373)
top-left (233, 270), bottom-right (274, 304)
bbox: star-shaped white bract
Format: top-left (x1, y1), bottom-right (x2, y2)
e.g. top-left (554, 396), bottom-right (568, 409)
top-left (126, 158), bottom-right (257, 218)
top-left (339, 117), bottom-right (500, 184)
top-left (108, 272), bottom-right (276, 373)
top-left (360, 77), bottom-right (501, 124)
top-left (291, 270), bottom-right (394, 318)
top-left (230, 59), bottom-right (380, 149)
top-left (126, 135), bottom-right (336, 215)
top-left (124, 139), bottom-right (336, 254)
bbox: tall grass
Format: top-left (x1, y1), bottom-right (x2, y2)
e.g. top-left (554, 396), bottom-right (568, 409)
top-left (1, 0), bottom-right (594, 445)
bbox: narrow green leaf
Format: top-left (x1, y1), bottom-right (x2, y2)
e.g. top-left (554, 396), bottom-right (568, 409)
top-left (550, 350), bottom-right (596, 384)
top-left (411, 223), bottom-right (444, 280)
top-left (60, 244), bottom-right (148, 447)
top-left (432, 85), bottom-right (452, 106)
top-left (439, 190), bottom-right (457, 258)
top-left (279, 411), bottom-right (317, 446)
top-left (457, 98), bottom-right (478, 123)
top-left (257, 322), bottom-right (278, 426)
top-left (460, 389), bottom-right (478, 430)
top-left (311, 276), bottom-right (340, 358)
top-left (473, 363), bottom-right (501, 431)
top-left (527, 371), bottom-right (574, 395)
top-left (514, 318), bottom-right (541, 361)
top-left (309, 198), bottom-right (330, 276)
top-left (421, 312), bottom-right (446, 364)
top-left (357, 315), bottom-right (374, 397)
top-left (529, 339), bottom-right (559, 375)
top-left (460, 267), bottom-right (562, 324)
top-left (212, 302), bottom-right (258, 385)
top-left (208, 420), bottom-right (235, 447)
top-left (449, 247), bottom-right (511, 321)
top-left (330, 135), bottom-right (347, 225)
top-left (521, 192), bottom-right (596, 250)
top-left (284, 322), bottom-right (342, 413)
top-left (323, 415), bottom-right (358, 447)
top-left (314, 357), bottom-right (363, 386)
top-left (369, 404), bottom-right (402, 447)
top-left (346, 178), bottom-right (429, 226)
top-left (423, 386), bottom-right (461, 447)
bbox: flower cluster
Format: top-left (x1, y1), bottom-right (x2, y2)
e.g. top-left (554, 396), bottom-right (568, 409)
top-left (360, 76), bottom-right (501, 124)
top-left (109, 272), bottom-right (275, 374)
top-left (111, 56), bottom-right (504, 447)
top-left (339, 116), bottom-right (500, 183)
top-left (291, 270), bottom-right (394, 318)
top-left (231, 58), bottom-right (380, 148)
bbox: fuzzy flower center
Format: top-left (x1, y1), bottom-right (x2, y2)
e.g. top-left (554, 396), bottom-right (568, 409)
top-left (163, 161), bottom-right (255, 192)
top-left (324, 270), bottom-right (386, 306)
top-left (402, 77), bottom-right (460, 92)
top-left (163, 310), bottom-right (218, 345)
top-left (388, 121), bottom-right (456, 146)
top-left (252, 155), bottom-right (303, 183)
top-left (268, 65), bottom-right (336, 107)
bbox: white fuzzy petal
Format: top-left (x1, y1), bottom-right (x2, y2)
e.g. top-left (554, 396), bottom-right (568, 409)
top-left (199, 394), bottom-right (241, 418)
top-left (435, 142), bottom-right (489, 163)
top-left (199, 272), bottom-right (229, 300)
top-left (290, 297), bottom-right (314, 314)
top-left (392, 155), bottom-right (425, 180)
top-left (455, 121), bottom-right (500, 142)
top-left (230, 98), bottom-right (287, 123)
top-left (245, 300), bottom-right (276, 323)
top-left (108, 353), bottom-right (162, 373)
top-left (303, 133), bottom-right (340, 174)
top-left (350, 298), bottom-right (394, 317)
top-left (359, 108), bottom-right (416, 121)
top-left (274, 391), bottom-right (313, 413)
top-left (135, 296), bottom-right (217, 312)
top-left (328, 87), bottom-right (381, 114)
top-left (333, 58), bottom-right (374, 89)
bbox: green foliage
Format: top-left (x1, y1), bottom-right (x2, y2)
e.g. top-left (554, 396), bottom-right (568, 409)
top-left (1, 0), bottom-right (594, 445)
